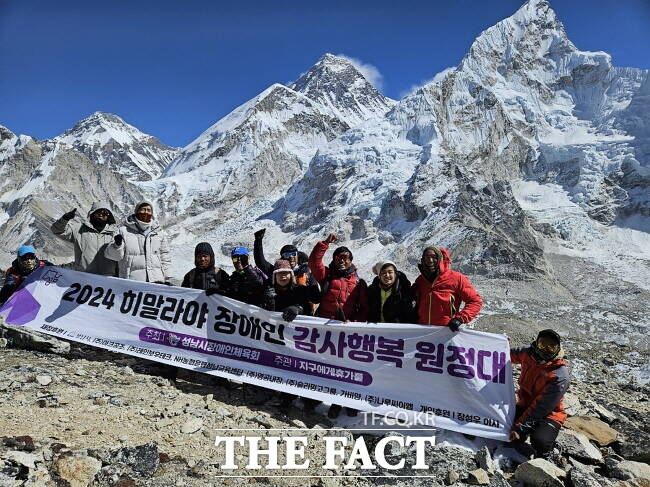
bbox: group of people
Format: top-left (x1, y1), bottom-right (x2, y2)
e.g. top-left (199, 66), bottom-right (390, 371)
top-left (0, 201), bottom-right (570, 459)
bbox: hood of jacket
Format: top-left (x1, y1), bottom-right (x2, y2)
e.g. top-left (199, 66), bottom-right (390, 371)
top-left (419, 247), bottom-right (452, 281)
top-left (86, 201), bottom-right (116, 225)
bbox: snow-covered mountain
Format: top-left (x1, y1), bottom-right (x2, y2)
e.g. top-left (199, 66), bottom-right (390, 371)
top-left (1, 0), bottom-right (649, 299)
top-left (55, 112), bottom-right (178, 181)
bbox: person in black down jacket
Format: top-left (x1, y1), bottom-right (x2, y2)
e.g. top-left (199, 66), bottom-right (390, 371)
top-left (367, 260), bottom-right (417, 324)
top-left (228, 246), bottom-right (266, 306)
top-left (181, 242), bottom-right (230, 296)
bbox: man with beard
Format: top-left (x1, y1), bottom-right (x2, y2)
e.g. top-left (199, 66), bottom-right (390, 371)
top-left (181, 242), bottom-right (230, 296)
top-left (0, 246), bottom-right (53, 305)
top-left (51, 202), bottom-right (118, 276)
top-left (308, 233), bottom-right (368, 322)
top-left (509, 329), bottom-right (570, 459)
top-left (104, 202), bottom-right (170, 283)
top-left (412, 246), bottom-right (482, 331)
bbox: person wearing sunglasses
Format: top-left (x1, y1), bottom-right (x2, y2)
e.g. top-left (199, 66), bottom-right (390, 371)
top-left (509, 329), bottom-right (570, 459)
top-left (227, 246), bottom-right (267, 306)
top-left (51, 202), bottom-right (119, 276)
top-left (0, 246), bottom-right (53, 305)
top-left (253, 228), bottom-right (317, 287)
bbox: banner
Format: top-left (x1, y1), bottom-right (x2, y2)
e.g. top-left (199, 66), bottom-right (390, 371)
top-left (0, 266), bottom-right (515, 440)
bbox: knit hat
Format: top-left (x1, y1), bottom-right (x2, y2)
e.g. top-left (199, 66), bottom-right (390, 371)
top-left (280, 244), bottom-right (298, 256)
top-left (333, 246), bottom-right (353, 261)
top-left (372, 260), bottom-right (397, 276)
top-left (422, 246), bottom-right (443, 262)
top-left (135, 201), bottom-right (154, 215)
top-left (194, 242), bottom-right (214, 265)
top-left (273, 259), bottom-right (293, 273)
top-left (537, 329), bottom-right (561, 345)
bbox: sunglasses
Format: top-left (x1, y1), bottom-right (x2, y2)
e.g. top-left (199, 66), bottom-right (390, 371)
top-left (281, 251), bottom-right (298, 258)
top-left (94, 210), bottom-right (110, 217)
top-left (231, 257), bottom-right (244, 263)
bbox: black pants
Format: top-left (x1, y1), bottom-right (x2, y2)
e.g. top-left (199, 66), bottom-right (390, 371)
top-left (513, 406), bottom-right (561, 457)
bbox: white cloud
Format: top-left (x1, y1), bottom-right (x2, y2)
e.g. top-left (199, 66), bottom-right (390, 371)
top-left (335, 54), bottom-right (384, 91)
top-left (398, 67), bottom-right (456, 99)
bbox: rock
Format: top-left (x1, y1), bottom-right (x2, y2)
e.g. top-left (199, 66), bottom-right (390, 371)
top-left (514, 458), bottom-right (566, 487)
top-left (591, 403), bottom-right (618, 423)
top-left (290, 419), bottom-right (307, 428)
top-left (2, 435), bottom-right (35, 452)
top-left (204, 394), bottom-right (213, 403)
top-left (556, 429), bottom-right (603, 463)
top-left (445, 470), bottom-right (460, 485)
top-left (3, 451), bottom-right (43, 469)
top-left (611, 421), bottom-right (650, 463)
top-left (475, 447), bottom-right (496, 474)
top-left (92, 442), bottom-right (160, 477)
top-left (0, 323), bottom-right (70, 354)
top-left (252, 413), bottom-right (273, 428)
top-left (93, 397), bottom-right (108, 406)
top-left (0, 338), bottom-right (7, 348)
top-left (467, 468), bottom-right (490, 485)
top-left (487, 472), bottom-right (511, 487)
top-left (565, 416), bottom-right (618, 446)
top-left (54, 455), bottom-right (102, 487)
top-left (611, 461), bottom-right (650, 481)
top-left (36, 394), bottom-right (60, 408)
top-left (35, 374), bottom-right (52, 386)
top-left (569, 463), bottom-right (615, 487)
top-left (181, 418), bottom-right (203, 434)
top-left (212, 405), bottom-right (232, 417)
top-left (565, 393), bottom-right (589, 417)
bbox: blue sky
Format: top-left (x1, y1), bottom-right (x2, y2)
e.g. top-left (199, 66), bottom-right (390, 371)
top-left (1, 0), bottom-right (649, 147)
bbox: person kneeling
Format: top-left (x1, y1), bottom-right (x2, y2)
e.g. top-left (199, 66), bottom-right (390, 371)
top-left (510, 329), bottom-right (570, 459)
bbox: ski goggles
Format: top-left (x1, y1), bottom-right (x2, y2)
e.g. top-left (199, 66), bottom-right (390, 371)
top-left (281, 251), bottom-right (298, 258)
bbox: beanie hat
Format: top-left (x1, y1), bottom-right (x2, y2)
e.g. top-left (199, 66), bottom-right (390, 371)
top-left (422, 246), bottom-right (443, 262)
top-left (231, 246), bottom-right (249, 257)
top-left (372, 260), bottom-right (397, 276)
top-left (135, 201), bottom-right (154, 215)
top-left (280, 244), bottom-right (298, 256)
top-left (17, 245), bottom-right (36, 257)
top-left (537, 329), bottom-right (561, 345)
top-left (194, 242), bottom-right (215, 265)
top-left (333, 246), bottom-right (353, 261)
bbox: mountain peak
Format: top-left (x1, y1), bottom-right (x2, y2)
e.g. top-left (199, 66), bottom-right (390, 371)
top-left (289, 53), bottom-right (395, 125)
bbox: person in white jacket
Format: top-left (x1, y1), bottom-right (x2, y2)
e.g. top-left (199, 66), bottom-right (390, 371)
top-left (104, 201), bottom-right (171, 283)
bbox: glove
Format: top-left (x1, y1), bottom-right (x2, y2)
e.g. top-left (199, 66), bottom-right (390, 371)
top-left (113, 234), bottom-right (124, 246)
top-left (282, 306), bottom-right (303, 322)
top-left (205, 287), bottom-right (220, 296)
top-left (325, 233), bottom-right (338, 244)
top-left (448, 318), bottom-right (463, 332)
top-left (254, 228), bottom-right (266, 240)
top-left (62, 208), bottom-right (77, 221)
top-left (264, 287), bottom-right (277, 300)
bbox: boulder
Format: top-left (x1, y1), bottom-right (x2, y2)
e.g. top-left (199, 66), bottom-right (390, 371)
top-left (180, 418), bottom-right (203, 434)
top-left (556, 429), bottom-right (603, 463)
top-left (514, 458), bottom-right (566, 487)
top-left (467, 468), bottom-right (490, 485)
top-left (475, 447), bottom-right (496, 474)
top-left (0, 323), bottom-right (70, 355)
top-left (54, 456), bottom-right (102, 487)
top-left (565, 416), bottom-right (619, 447)
top-left (611, 461), bottom-right (650, 481)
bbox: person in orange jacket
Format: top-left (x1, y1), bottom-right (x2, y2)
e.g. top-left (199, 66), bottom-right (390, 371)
top-left (412, 246), bottom-right (482, 330)
top-left (510, 329), bottom-right (570, 458)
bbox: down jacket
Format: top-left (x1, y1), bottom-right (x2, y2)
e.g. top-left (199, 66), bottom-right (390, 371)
top-left (511, 347), bottom-right (570, 432)
top-left (51, 201), bottom-right (118, 276)
top-left (104, 215), bottom-right (170, 282)
top-left (412, 248), bottom-right (482, 326)
top-left (367, 271), bottom-right (416, 324)
top-left (308, 241), bottom-right (368, 321)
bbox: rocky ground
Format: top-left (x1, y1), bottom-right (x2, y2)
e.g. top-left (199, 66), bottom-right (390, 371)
top-left (1, 251), bottom-right (649, 486)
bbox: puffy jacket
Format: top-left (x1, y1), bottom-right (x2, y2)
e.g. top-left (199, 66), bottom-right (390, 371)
top-left (511, 347), bottom-right (570, 432)
top-left (0, 259), bottom-right (52, 305)
top-left (51, 201), bottom-right (118, 276)
top-left (367, 271), bottom-right (417, 324)
top-left (308, 241), bottom-right (368, 321)
top-left (412, 248), bottom-right (482, 326)
top-left (228, 265), bottom-right (266, 306)
top-left (181, 267), bottom-right (230, 294)
top-left (104, 216), bottom-right (170, 282)
top-left (262, 282), bottom-right (321, 315)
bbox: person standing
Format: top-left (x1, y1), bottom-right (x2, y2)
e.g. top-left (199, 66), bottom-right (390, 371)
top-left (253, 228), bottom-right (316, 286)
top-left (104, 201), bottom-right (170, 283)
top-left (412, 246), bottom-right (482, 330)
top-left (367, 261), bottom-right (416, 323)
top-left (0, 246), bottom-right (53, 305)
top-left (308, 233), bottom-right (368, 322)
top-left (227, 246), bottom-right (266, 306)
top-left (51, 202), bottom-right (118, 276)
top-left (181, 242), bottom-right (230, 295)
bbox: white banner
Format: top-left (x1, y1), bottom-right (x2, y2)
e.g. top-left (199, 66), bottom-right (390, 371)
top-left (0, 266), bottom-right (515, 439)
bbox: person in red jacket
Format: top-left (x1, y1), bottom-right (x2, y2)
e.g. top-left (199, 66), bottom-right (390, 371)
top-left (412, 246), bottom-right (482, 330)
top-left (308, 233), bottom-right (368, 322)
top-left (510, 329), bottom-right (570, 458)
